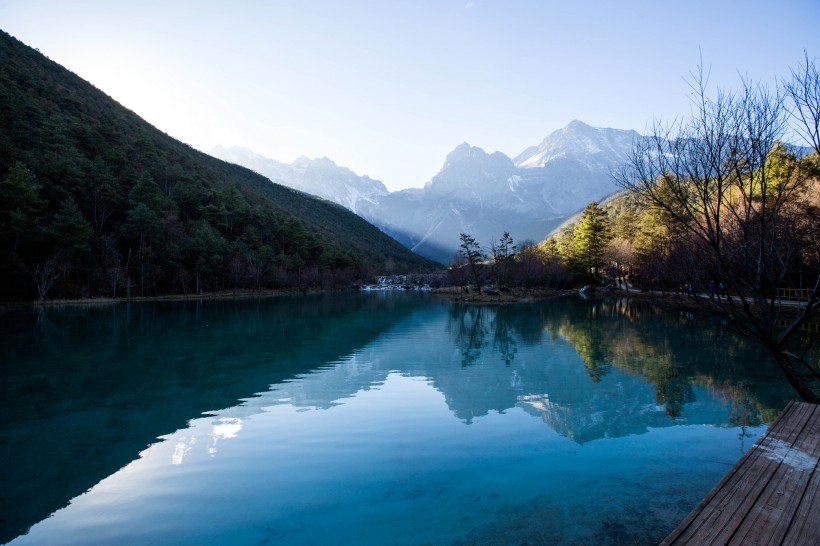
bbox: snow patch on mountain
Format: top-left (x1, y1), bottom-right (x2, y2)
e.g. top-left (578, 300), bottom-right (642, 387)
top-left (507, 174), bottom-right (522, 193)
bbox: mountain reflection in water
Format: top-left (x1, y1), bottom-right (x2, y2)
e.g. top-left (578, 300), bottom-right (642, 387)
top-left (0, 293), bottom-right (798, 545)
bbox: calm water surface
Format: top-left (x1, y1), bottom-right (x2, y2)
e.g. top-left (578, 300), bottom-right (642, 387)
top-left (0, 293), bottom-right (799, 545)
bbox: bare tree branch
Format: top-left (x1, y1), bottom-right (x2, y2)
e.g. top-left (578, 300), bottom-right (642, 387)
top-left (614, 61), bottom-right (820, 402)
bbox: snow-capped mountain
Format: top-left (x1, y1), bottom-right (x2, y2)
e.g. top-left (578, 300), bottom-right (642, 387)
top-left (210, 146), bottom-right (388, 213)
top-left (212, 121), bottom-right (641, 264)
top-left (357, 121), bottom-right (641, 262)
top-left (514, 119), bottom-right (640, 169)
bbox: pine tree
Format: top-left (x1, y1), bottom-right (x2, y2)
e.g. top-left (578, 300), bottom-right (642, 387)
top-left (572, 201), bottom-right (612, 282)
top-left (0, 162), bottom-right (45, 255)
top-left (459, 233), bottom-right (485, 294)
top-left (49, 196), bottom-right (92, 259)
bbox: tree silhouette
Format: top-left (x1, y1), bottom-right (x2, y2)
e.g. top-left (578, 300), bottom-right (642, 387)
top-left (459, 232), bottom-right (485, 294)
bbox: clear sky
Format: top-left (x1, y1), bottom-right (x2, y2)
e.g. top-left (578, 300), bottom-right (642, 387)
top-left (2, 0), bottom-right (818, 190)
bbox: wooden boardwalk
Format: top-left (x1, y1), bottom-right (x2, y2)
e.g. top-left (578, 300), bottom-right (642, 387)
top-left (662, 401), bottom-right (819, 545)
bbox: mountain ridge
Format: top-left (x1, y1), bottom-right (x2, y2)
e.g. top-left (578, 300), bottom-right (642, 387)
top-left (211, 146), bottom-right (389, 214)
top-left (213, 120), bottom-right (643, 263)
top-left (514, 120), bottom-right (641, 168)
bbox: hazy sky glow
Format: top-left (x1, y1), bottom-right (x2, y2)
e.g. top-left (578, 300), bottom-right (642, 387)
top-left (2, 0), bottom-right (819, 190)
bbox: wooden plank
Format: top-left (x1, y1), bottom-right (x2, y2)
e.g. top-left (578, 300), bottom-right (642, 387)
top-left (659, 402), bottom-right (797, 545)
top-left (728, 404), bottom-right (819, 545)
top-left (696, 407), bottom-right (811, 544)
top-left (781, 456), bottom-right (820, 546)
top-left (667, 402), bottom-right (811, 545)
top-left (781, 406), bottom-right (820, 546)
top-left (662, 402), bottom-right (820, 545)
top-left (660, 402), bottom-right (799, 545)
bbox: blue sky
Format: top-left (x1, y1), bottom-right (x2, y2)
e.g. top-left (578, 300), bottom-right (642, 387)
top-left (2, 0), bottom-right (818, 190)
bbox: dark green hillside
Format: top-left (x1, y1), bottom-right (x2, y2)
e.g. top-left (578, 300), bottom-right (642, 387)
top-left (0, 30), bottom-right (436, 301)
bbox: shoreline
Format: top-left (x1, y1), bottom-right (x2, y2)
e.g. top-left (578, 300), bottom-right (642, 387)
top-left (0, 288), bottom-right (333, 310)
top-left (4, 286), bottom-right (813, 322)
top-left (431, 286), bottom-right (570, 304)
top-left (431, 286), bottom-right (815, 321)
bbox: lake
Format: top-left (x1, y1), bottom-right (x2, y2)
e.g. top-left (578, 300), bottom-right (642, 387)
top-left (0, 293), bottom-right (800, 545)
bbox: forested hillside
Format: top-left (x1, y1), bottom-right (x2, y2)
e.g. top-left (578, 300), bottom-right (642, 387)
top-left (536, 144), bottom-right (820, 293)
top-left (0, 30), bottom-right (436, 301)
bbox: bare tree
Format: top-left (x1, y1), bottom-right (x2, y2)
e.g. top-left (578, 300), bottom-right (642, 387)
top-left (615, 61), bottom-right (820, 402)
top-left (245, 251), bottom-right (268, 291)
top-left (784, 52), bottom-right (820, 155)
top-left (33, 252), bottom-right (68, 302)
top-left (513, 239), bottom-right (549, 288)
top-left (603, 237), bottom-right (634, 291)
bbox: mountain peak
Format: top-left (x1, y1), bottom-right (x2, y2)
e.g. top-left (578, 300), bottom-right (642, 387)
top-left (566, 119), bottom-right (591, 130)
top-left (514, 121), bottom-right (639, 169)
top-left (442, 142), bottom-right (486, 169)
top-left (310, 156), bottom-right (339, 168)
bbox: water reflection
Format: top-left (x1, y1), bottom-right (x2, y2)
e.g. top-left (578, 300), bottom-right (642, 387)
top-left (0, 294), bottom-right (422, 544)
top-left (445, 298), bottom-right (794, 425)
top-left (171, 416), bottom-right (244, 465)
top-left (448, 304), bottom-right (489, 367)
top-left (0, 294), bottom-right (800, 545)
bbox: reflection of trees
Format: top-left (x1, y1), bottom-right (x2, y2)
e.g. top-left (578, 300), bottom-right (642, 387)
top-left (557, 299), bottom-right (798, 418)
top-left (550, 300), bottom-right (640, 383)
top-left (447, 297), bottom-right (795, 419)
top-left (448, 305), bottom-right (531, 367)
top-left (492, 306), bottom-right (517, 366)
top-left (557, 316), bottom-right (611, 382)
top-left (564, 302), bottom-right (704, 416)
top-left (33, 305), bottom-right (53, 347)
top-left (603, 323), bottom-right (698, 419)
top-left (727, 394), bottom-right (765, 453)
top-left (448, 303), bottom-right (488, 367)
top-left (649, 353), bottom-right (695, 419)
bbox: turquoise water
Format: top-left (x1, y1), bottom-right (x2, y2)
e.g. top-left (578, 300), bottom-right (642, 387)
top-left (0, 294), bottom-right (797, 545)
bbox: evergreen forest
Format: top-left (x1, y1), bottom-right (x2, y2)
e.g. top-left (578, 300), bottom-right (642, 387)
top-left (0, 31), bottom-right (436, 302)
